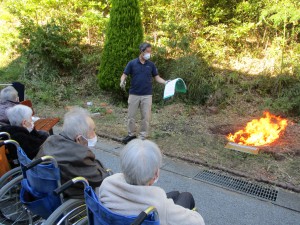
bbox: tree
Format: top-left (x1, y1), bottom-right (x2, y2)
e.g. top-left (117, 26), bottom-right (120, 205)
top-left (3, 0), bottom-right (109, 76)
top-left (98, 0), bottom-right (143, 93)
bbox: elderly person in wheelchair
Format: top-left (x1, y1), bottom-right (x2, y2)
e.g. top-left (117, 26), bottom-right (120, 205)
top-left (0, 86), bottom-right (19, 125)
top-left (36, 107), bottom-right (109, 198)
top-left (99, 139), bottom-right (205, 225)
top-left (0, 104), bottom-right (48, 163)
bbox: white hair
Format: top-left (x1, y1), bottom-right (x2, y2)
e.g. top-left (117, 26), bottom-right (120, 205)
top-left (7, 105), bottom-right (33, 126)
top-left (0, 86), bottom-right (18, 102)
top-left (121, 139), bottom-right (162, 185)
top-left (62, 107), bottom-right (94, 140)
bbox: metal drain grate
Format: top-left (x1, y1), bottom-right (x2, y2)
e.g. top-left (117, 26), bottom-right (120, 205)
top-left (194, 170), bottom-right (278, 201)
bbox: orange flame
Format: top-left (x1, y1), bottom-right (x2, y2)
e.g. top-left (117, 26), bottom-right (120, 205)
top-left (228, 112), bottom-right (288, 146)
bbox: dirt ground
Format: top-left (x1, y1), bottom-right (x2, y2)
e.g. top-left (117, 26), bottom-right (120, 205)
top-left (35, 95), bottom-right (300, 187)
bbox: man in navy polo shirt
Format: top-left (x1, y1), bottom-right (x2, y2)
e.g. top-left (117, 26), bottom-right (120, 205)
top-left (120, 43), bottom-right (167, 144)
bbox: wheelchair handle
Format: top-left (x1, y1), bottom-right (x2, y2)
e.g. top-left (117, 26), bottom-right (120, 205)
top-left (54, 177), bottom-right (89, 196)
top-left (0, 132), bottom-right (11, 139)
top-left (23, 156), bottom-right (58, 171)
top-left (131, 206), bottom-right (157, 225)
top-left (23, 158), bottom-right (43, 171)
top-left (0, 139), bottom-right (19, 148)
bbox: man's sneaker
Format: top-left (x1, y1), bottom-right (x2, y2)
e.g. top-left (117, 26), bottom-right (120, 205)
top-left (122, 135), bottom-right (136, 144)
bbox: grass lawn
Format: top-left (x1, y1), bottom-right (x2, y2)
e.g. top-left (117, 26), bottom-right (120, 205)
top-left (32, 94), bottom-right (300, 187)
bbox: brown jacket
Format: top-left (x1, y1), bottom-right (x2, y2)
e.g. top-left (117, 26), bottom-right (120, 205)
top-left (36, 133), bottom-right (107, 198)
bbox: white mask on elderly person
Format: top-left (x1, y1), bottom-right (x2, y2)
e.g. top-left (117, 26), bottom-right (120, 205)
top-left (88, 135), bottom-right (98, 147)
top-left (83, 135), bottom-right (98, 147)
top-left (143, 53), bottom-right (151, 60)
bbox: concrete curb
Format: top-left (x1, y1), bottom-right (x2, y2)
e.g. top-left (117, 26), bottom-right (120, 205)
top-left (97, 132), bottom-right (123, 143)
top-left (163, 153), bottom-right (300, 193)
top-left (96, 132), bottom-right (300, 193)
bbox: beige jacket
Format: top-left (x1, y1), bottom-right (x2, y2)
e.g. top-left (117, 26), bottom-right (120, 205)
top-left (98, 173), bottom-right (205, 225)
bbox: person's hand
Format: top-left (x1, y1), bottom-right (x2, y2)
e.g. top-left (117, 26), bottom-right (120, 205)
top-left (120, 81), bottom-right (126, 90)
top-left (165, 80), bottom-right (171, 85)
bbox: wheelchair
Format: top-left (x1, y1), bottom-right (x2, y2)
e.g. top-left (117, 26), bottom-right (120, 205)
top-left (0, 132), bottom-right (22, 188)
top-left (0, 132), bottom-right (11, 177)
top-left (0, 140), bottom-right (84, 224)
top-left (44, 176), bottom-right (160, 225)
top-left (0, 132), bottom-right (22, 189)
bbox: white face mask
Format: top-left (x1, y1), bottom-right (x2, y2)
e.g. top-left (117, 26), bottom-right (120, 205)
top-left (143, 53), bottom-right (151, 60)
top-left (87, 135), bottom-right (98, 147)
top-left (26, 121), bottom-right (34, 133)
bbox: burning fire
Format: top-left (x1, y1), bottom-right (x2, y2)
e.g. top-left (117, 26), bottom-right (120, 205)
top-left (228, 112), bottom-right (288, 146)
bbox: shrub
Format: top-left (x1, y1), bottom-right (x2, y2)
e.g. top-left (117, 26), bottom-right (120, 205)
top-left (274, 82), bottom-right (300, 115)
top-left (98, 0), bottom-right (143, 94)
top-left (261, 75), bottom-right (300, 115)
top-left (19, 20), bottom-right (82, 72)
top-left (152, 54), bottom-right (214, 104)
top-left (171, 55), bottom-right (214, 104)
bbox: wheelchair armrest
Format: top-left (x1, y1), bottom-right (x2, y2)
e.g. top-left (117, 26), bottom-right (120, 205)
top-left (131, 212), bottom-right (148, 225)
top-left (54, 179), bottom-right (74, 195)
top-left (131, 206), bottom-right (157, 225)
top-left (23, 155), bottom-right (57, 171)
top-left (0, 140), bottom-right (20, 148)
top-left (54, 177), bottom-right (89, 196)
top-left (0, 132), bottom-right (10, 140)
top-left (24, 158), bottom-right (43, 171)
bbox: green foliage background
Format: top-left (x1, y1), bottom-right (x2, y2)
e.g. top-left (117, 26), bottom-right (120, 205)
top-left (0, 0), bottom-right (300, 114)
top-left (98, 0), bottom-right (143, 93)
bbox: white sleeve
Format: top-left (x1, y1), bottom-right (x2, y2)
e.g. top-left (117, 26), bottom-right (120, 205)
top-left (165, 198), bottom-right (205, 225)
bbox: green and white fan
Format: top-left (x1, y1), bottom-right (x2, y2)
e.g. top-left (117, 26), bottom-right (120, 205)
top-left (163, 78), bottom-right (187, 99)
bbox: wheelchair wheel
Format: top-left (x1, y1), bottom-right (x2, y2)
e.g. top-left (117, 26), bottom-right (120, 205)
top-left (0, 175), bottom-right (43, 225)
top-left (74, 217), bottom-right (89, 225)
top-left (0, 166), bottom-right (22, 189)
top-left (44, 199), bottom-right (86, 225)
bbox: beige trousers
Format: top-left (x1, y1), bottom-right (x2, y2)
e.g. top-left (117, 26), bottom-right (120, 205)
top-left (128, 95), bottom-right (152, 138)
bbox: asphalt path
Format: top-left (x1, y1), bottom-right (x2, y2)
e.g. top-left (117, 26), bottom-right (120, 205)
top-left (93, 139), bottom-right (300, 225)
